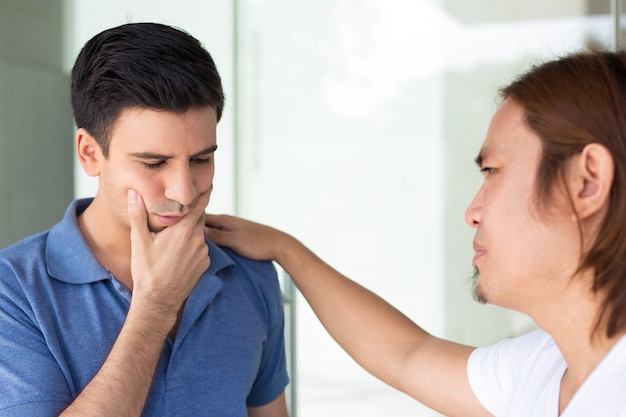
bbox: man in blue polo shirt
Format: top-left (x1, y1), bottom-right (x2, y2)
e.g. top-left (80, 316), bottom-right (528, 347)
top-left (0, 23), bottom-right (289, 416)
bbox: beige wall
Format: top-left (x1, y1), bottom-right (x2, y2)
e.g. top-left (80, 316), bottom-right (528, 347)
top-left (0, 0), bottom-right (73, 248)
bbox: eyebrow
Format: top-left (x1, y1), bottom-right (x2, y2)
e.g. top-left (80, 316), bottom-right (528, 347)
top-left (130, 145), bottom-right (218, 160)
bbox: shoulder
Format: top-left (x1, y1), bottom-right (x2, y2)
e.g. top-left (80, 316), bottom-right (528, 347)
top-left (472, 329), bottom-right (552, 357)
top-left (0, 231), bottom-right (52, 344)
top-left (0, 199), bottom-right (88, 274)
top-left (0, 231), bottom-right (50, 286)
top-left (209, 240), bottom-right (280, 287)
top-left (208, 241), bottom-right (283, 322)
top-left (467, 330), bottom-right (563, 415)
top-left (0, 198), bottom-right (96, 295)
top-left (469, 329), bottom-right (556, 375)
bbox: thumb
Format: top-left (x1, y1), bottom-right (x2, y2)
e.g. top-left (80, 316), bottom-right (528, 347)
top-left (127, 189), bottom-right (149, 241)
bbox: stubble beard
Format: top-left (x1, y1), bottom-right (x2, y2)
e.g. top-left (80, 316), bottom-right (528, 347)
top-left (471, 267), bottom-right (489, 304)
top-left (147, 197), bottom-right (199, 233)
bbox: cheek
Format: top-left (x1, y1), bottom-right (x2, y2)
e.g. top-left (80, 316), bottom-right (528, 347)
top-left (119, 170), bottom-right (165, 204)
top-left (195, 165), bottom-right (215, 192)
top-left (482, 201), bottom-right (538, 271)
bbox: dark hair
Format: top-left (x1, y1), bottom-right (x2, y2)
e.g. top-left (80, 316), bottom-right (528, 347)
top-left (71, 22), bottom-right (225, 156)
top-left (501, 50), bottom-right (626, 337)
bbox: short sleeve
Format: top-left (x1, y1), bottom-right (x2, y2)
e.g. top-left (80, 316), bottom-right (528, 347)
top-left (0, 263), bottom-right (71, 416)
top-left (467, 330), bottom-right (551, 417)
top-left (245, 263), bottom-right (290, 407)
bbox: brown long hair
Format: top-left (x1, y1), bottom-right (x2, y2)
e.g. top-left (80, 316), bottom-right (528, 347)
top-left (501, 51), bottom-right (626, 337)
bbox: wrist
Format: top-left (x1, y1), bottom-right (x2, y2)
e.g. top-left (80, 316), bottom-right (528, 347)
top-left (275, 233), bottom-right (306, 269)
top-left (126, 296), bottom-right (179, 339)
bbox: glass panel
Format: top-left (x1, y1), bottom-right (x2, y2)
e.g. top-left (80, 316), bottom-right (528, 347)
top-left (235, 1), bottom-right (615, 416)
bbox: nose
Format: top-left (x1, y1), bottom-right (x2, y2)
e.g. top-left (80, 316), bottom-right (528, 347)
top-left (164, 165), bottom-right (197, 207)
top-left (464, 186), bottom-right (483, 228)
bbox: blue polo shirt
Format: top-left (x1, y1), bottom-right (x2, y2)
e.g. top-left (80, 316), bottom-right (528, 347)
top-left (0, 199), bottom-right (289, 416)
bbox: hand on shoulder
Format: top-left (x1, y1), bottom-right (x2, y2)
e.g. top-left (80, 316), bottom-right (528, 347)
top-left (204, 214), bottom-right (291, 262)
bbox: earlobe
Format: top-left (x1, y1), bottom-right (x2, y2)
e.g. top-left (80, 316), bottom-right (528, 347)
top-left (76, 128), bottom-right (102, 177)
top-left (571, 143), bottom-right (614, 220)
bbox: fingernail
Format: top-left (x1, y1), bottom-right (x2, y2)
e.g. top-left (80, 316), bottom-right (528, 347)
top-left (128, 189), bottom-right (138, 204)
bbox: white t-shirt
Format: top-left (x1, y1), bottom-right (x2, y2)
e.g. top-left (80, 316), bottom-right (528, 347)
top-left (468, 329), bottom-right (626, 416)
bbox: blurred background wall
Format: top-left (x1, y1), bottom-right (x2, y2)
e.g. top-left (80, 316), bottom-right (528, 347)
top-left (0, 0), bottom-right (73, 248)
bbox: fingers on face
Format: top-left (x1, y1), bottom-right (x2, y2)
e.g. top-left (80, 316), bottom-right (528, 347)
top-left (127, 189), bottom-right (150, 236)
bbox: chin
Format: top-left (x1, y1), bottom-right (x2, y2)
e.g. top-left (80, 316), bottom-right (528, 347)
top-left (471, 268), bottom-right (489, 304)
top-left (147, 222), bottom-right (167, 233)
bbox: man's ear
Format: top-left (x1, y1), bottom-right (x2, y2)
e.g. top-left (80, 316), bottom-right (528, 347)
top-left (568, 143), bottom-right (614, 220)
top-left (76, 128), bottom-right (103, 177)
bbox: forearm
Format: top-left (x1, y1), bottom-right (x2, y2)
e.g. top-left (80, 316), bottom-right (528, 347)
top-left (205, 216), bottom-right (435, 388)
top-left (60, 301), bottom-right (175, 417)
top-left (276, 235), bottom-right (432, 389)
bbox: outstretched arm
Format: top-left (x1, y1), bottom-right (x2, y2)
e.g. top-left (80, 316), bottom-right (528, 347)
top-left (205, 214), bottom-right (489, 417)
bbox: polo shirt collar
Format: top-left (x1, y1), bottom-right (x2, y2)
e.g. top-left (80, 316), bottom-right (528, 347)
top-left (47, 199), bottom-right (234, 285)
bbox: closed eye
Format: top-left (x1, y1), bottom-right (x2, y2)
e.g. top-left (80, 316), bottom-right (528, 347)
top-left (143, 160), bottom-right (166, 169)
top-left (192, 157), bottom-right (212, 164)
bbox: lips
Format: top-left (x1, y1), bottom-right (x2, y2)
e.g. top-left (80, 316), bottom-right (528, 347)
top-left (472, 242), bottom-right (486, 267)
top-left (156, 214), bottom-right (184, 227)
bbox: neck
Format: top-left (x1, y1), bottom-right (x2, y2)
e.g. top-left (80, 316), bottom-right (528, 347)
top-left (78, 198), bottom-right (133, 289)
top-left (556, 328), bottom-right (623, 415)
top-left (531, 277), bottom-right (624, 413)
